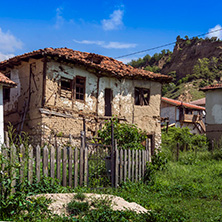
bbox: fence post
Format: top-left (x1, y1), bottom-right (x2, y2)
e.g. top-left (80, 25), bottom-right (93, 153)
top-left (36, 145), bottom-right (41, 182)
top-left (74, 148), bottom-right (78, 188)
top-left (56, 146), bottom-right (61, 183)
top-left (80, 131), bottom-right (85, 186)
top-left (28, 144), bottom-right (33, 184)
top-left (19, 144), bottom-right (25, 183)
top-left (10, 144), bottom-right (16, 194)
top-left (68, 147), bottom-right (73, 187)
top-left (62, 147), bottom-right (67, 187)
top-left (43, 146), bottom-right (48, 177)
top-left (111, 120), bottom-right (115, 187)
top-left (50, 145), bottom-right (55, 183)
top-left (115, 139), bottom-right (118, 188)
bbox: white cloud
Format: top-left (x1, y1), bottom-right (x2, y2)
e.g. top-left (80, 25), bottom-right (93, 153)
top-left (0, 28), bottom-right (22, 53)
top-left (55, 7), bottom-right (64, 29)
top-left (0, 53), bottom-right (14, 62)
top-left (73, 39), bottom-right (136, 49)
top-left (118, 57), bottom-right (139, 64)
top-left (102, 9), bottom-right (124, 31)
top-left (207, 24), bottom-right (222, 39)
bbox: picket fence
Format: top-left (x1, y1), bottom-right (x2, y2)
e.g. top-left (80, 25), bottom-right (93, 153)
top-left (1, 136), bottom-right (152, 189)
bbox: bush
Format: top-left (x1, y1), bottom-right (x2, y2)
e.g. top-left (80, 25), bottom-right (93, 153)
top-left (97, 118), bottom-right (147, 150)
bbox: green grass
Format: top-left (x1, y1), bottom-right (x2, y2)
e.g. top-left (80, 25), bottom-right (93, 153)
top-left (3, 148), bottom-right (222, 221)
top-left (106, 153), bottom-right (222, 221)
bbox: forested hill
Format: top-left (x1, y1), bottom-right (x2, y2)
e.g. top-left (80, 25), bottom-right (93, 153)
top-left (128, 36), bottom-right (222, 102)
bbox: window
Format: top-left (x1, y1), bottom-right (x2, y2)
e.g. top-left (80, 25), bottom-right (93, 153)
top-left (105, 88), bottom-right (112, 116)
top-left (75, 76), bottom-right (85, 101)
top-left (3, 88), bottom-right (10, 102)
top-left (61, 77), bottom-right (72, 91)
top-left (3, 72), bottom-right (11, 102)
top-left (59, 76), bottom-right (86, 101)
top-left (135, 87), bottom-right (150, 106)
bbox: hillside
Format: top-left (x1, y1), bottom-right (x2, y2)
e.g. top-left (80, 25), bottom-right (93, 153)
top-left (129, 36), bottom-right (222, 101)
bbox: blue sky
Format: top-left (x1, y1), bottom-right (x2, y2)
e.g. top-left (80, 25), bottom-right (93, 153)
top-left (0, 0), bottom-right (222, 63)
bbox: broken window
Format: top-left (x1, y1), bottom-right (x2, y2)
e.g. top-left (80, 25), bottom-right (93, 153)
top-left (60, 77), bottom-right (73, 99)
top-left (59, 76), bottom-right (86, 101)
top-left (75, 76), bottom-right (85, 101)
top-left (61, 77), bottom-right (72, 91)
top-left (135, 87), bottom-right (150, 106)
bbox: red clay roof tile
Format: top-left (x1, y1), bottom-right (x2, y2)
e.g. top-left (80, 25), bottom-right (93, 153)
top-left (200, 84), bottom-right (222, 91)
top-left (162, 97), bottom-right (205, 110)
top-left (0, 72), bottom-right (16, 87)
top-left (0, 48), bottom-right (172, 83)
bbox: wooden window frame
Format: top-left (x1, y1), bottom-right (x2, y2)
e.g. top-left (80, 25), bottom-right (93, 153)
top-left (134, 87), bottom-right (150, 106)
top-left (74, 76), bottom-right (86, 102)
top-left (59, 76), bottom-right (86, 102)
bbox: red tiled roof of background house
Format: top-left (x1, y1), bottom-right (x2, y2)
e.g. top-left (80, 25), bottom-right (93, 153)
top-left (162, 97), bottom-right (205, 110)
top-left (190, 98), bottom-right (205, 106)
top-left (0, 48), bottom-right (172, 83)
top-left (200, 83), bottom-right (222, 91)
top-left (0, 72), bottom-right (16, 87)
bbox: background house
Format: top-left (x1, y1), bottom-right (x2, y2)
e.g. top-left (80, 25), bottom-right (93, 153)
top-left (0, 48), bottom-right (171, 147)
top-left (190, 98), bottom-right (205, 107)
top-left (0, 72), bottom-right (16, 143)
top-left (161, 97), bottom-right (206, 134)
top-left (200, 84), bottom-right (222, 141)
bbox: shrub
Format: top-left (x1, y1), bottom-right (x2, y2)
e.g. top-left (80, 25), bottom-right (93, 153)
top-left (97, 118), bottom-right (147, 150)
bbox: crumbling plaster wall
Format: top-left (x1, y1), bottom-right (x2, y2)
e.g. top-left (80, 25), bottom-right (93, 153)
top-left (43, 61), bottom-right (162, 147)
top-left (3, 59), bottom-right (44, 144)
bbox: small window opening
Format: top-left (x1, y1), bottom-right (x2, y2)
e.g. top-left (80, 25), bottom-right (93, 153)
top-left (61, 77), bottom-right (72, 91)
top-left (135, 87), bottom-right (150, 106)
top-left (3, 88), bottom-right (10, 102)
top-left (75, 76), bottom-right (85, 101)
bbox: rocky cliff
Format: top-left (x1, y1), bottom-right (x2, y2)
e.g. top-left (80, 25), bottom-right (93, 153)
top-left (161, 37), bottom-right (222, 79)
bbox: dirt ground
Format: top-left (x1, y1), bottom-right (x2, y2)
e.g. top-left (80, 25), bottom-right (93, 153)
top-left (35, 193), bottom-right (148, 216)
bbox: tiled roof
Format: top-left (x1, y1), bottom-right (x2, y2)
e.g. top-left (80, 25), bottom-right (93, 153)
top-left (200, 84), bottom-right (222, 91)
top-left (0, 48), bottom-right (172, 83)
top-left (0, 72), bottom-right (16, 87)
top-left (190, 98), bottom-right (205, 106)
top-left (162, 97), bottom-right (205, 110)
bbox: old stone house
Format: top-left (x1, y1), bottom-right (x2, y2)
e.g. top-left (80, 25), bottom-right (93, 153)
top-left (161, 97), bottom-right (206, 134)
top-left (0, 72), bottom-right (16, 143)
top-left (200, 84), bottom-right (222, 141)
top-left (0, 48), bottom-right (171, 146)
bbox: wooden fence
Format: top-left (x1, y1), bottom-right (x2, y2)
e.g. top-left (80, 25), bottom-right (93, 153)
top-left (1, 135), bottom-right (152, 189)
